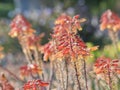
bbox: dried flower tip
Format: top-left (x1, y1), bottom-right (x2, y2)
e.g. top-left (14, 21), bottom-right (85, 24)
top-left (79, 18), bottom-right (86, 22)
top-left (90, 46), bottom-right (99, 51)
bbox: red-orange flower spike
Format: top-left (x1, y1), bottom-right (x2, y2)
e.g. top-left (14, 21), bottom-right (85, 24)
top-left (42, 14), bottom-right (89, 61)
top-left (94, 57), bottom-right (120, 74)
top-left (52, 27), bottom-right (90, 59)
top-left (23, 79), bottom-right (49, 90)
top-left (100, 10), bottom-right (120, 32)
top-left (20, 64), bottom-right (42, 77)
top-left (54, 14), bottom-right (85, 34)
top-left (9, 14), bottom-right (35, 37)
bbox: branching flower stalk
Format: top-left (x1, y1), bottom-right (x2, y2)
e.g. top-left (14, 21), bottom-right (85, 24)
top-left (9, 14), bottom-right (45, 77)
top-left (9, 15), bottom-right (35, 64)
top-left (73, 59), bottom-right (82, 90)
top-left (41, 14), bottom-right (97, 90)
top-left (8, 14), bottom-right (100, 90)
top-left (9, 14), bottom-right (49, 90)
top-left (68, 25), bottom-right (82, 89)
top-left (5, 10), bottom-right (120, 90)
top-left (100, 9), bottom-right (120, 57)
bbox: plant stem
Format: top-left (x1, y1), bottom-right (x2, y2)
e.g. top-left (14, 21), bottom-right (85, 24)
top-left (18, 37), bottom-right (32, 64)
top-left (26, 49), bottom-right (33, 63)
top-left (108, 30), bottom-right (119, 58)
top-left (23, 48), bottom-right (32, 64)
top-left (108, 69), bottom-right (112, 90)
top-left (65, 60), bottom-right (68, 90)
top-left (60, 62), bottom-right (66, 90)
top-left (33, 46), bottom-right (45, 80)
top-left (97, 80), bottom-right (101, 90)
top-left (34, 47), bottom-right (39, 65)
top-left (48, 62), bottom-right (54, 90)
top-left (83, 59), bottom-right (88, 90)
top-left (74, 61), bottom-right (81, 90)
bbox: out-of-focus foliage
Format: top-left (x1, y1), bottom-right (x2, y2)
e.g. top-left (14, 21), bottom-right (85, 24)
top-left (86, 0), bottom-right (116, 15)
top-left (0, 3), bottom-right (14, 17)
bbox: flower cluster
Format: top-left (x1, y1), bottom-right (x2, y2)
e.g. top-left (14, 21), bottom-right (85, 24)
top-left (42, 14), bottom-right (92, 61)
top-left (9, 14), bottom-right (35, 38)
top-left (100, 9), bottom-right (120, 32)
top-left (20, 64), bottom-right (42, 78)
top-left (23, 79), bottom-right (49, 90)
top-left (94, 56), bottom-right (120, 84)
top-left (9, 14), bottom-right (44, 65)
top-left (40, 14), bottom-right (99, 90)
top-left (9, 14), bottom-right (49, 90)
top-left (9, 14), bottom-right (44, 49)
top-left (94, 57), bottom-right (120, 74)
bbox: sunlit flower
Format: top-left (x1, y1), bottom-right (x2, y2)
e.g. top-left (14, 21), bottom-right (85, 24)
top-left (20, 64), bottom-right (42, 78)
top-left (23, 79), bottom-right (49, 90)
